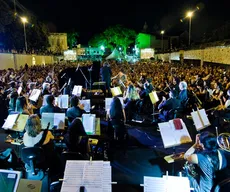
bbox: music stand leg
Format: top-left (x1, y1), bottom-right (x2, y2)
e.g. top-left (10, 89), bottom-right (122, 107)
top-left (172, 147), bottom-right (176, 176)
top-left (152, 104), bottom-right (156, 123)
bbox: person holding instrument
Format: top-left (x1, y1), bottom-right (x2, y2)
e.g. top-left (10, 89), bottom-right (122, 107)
top-left (184, 131), bottom-right (228, 192)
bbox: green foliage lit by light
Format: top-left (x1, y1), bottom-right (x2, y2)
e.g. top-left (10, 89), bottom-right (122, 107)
top-left (67, 32), bottom-right (79, 49)
top-left (89, 25), bottom-right (136, 54)
top-left (136, 33), bottom-right (151, 49)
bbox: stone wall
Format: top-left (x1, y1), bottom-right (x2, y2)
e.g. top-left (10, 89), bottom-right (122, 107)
top-left (0, 53), bottom-right (54, 70)
top-left (155, 46), bottom-right (230, 65)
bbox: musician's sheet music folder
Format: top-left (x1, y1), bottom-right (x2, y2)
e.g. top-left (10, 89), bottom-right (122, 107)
top-left (29, 89), bottom-right (41, 102)
top-left (72, 85), bottom-right (83, 97)
top-left (41, 113), bottom-right (65, 130)
top-left (2, 114), bottom-right (29, 132)
top-left (81, 114), bottom-right (101, 135)
top-left (80, 99), bottom-right (91, 113)
top-left (111, 87), bottom-right (122, 97)
top-left (60, 160), bottom-right (112, 192)
top-left (191, 109), bottom-right (211, 131)
top-left (149, 91), bottom-right (159, 104)
top-left (158, 119), bottom-right (192, 148)
top-left (143, 176), bottom-right (190, 192)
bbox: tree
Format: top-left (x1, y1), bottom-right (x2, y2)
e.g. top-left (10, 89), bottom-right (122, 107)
top-left (67, 32), bottom-right (79, 49)
top-left (89, 25), bottom-right (136, 54)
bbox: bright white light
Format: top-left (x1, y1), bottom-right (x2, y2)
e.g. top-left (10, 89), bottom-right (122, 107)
top-left (161, 30), bottom-right (165, 35)
top-left (100, 45), bottom-right (105, 51)
top-left (119, 47), bottom-right (122, 51)
top-left (21, 17), bottom-right (28, 23)
top-left (187, 11), bottom-right (193, 18)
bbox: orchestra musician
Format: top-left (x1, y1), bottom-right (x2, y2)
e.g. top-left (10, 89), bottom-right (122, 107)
top-left (158, 90), bottom-right (182, 122)
top-left (184, 132), bottom-right (228, 192)
top-left (111, 69), bottom-right (128, 90)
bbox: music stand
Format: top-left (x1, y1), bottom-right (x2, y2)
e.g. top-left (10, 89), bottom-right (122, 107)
top-left (149, 91), bottom-right (159, 123)
top-left (158, 119), bottom-right (192, 175)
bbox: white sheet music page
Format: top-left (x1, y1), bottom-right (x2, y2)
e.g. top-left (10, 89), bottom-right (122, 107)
top-left (41, 113), bottom-right (54, 129)
top-left (198, 109), bottom-right (210, 128)
top-left (29, 89), bottom-right (41, 102)
top-left (105, 98), bottom-right (113, 111)
top-left (80, 99), bottom-right (91, 112)
top-left (103, 162), bottom-right (112, 192)
top-left (61, 160), bottom-right (104, 192)
top-left (144, 176), bottom-right (166, 192)
top-left (191, 111), bottom-right (203, 130)
top-left (158, 122), bottom-right (177, 148)
top-left (53, 113), bottom-right (65, 129)
top-left (169, 119), bottom-right (192, 145)
top-left (2, 114), bottom-right (19, 129)
top-left (42, 95), bottom-right (49, 106)
top-left (59, 95), bottom-right (69, 109)
top-left (82, 114), bottom-right (95, 135)
top-left (162, 175), bottom-right (190, 192)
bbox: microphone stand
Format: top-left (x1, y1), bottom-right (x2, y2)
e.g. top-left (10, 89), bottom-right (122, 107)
top-left (78, 66), bottom-right (91, 97)
top-left (88, 66), bottom-right (93, 98)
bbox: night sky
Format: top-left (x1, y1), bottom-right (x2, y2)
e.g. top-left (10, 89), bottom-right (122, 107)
top-left (18, 0), bottom-right (230, 44)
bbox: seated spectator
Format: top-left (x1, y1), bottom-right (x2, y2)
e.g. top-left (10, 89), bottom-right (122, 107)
top-left (66, 96), bottom-right (85, 124)
top-left (40, 95), bottom-right (62, 115)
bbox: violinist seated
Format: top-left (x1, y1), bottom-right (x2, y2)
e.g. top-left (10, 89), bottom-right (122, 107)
top-left (158, 90), bottom-right (181, 122)
top-left (40, 95), bottom-right (63, 116)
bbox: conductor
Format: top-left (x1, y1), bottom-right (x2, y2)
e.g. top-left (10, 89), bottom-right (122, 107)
top-left (100, 62), bottom-right (112, 96)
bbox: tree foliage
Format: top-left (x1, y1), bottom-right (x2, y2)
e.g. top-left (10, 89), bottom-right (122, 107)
top-left (67, 31), bottom-right (79, 49)
top-left (89, 25), bottom-right (136, 53)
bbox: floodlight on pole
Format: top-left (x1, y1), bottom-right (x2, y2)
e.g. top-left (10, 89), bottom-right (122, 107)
top-left (21, 17), bottom-right (28, 52)
top-left (161, 30), bottom-right (165, 52)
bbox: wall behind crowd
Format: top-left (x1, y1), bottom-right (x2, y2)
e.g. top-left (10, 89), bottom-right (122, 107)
top-left (156, 46), bottom-right (230, 65)
top-left (0, 53), bottom-right (54, 70)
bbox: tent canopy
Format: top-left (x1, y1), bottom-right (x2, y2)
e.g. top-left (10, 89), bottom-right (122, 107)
top-left (106, 48), bottom-right (123, 60)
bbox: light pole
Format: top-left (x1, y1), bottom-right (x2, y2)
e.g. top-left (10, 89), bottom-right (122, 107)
top-left (186, 11), bottom-right (193, 46)
top-left (21, 17), bottom-right (28, 52)
top-left (160, 30), bottom-right (165, 52)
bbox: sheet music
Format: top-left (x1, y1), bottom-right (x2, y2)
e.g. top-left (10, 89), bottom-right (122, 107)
top-left (158, 122), bottom-right (177, 148)
top-left (54, 113), bottom-right (65, 129)
top-left (111, 87), bottom-right (122, 97)
top-left (82, 114), bottom-right (95, 135)
top-left (29, 89), bottom-right (41, 102)
top-left (61, 160), bottom-right (104, 192)
top-left (191, 111), bottom-right (203, 131)
top-left (80, 99), bottom-right (91, 112)
top-left (103, 162), bottom-right (112, 192)
top-left (17, 87), bottom-right (22, 95)
top-left (149, 91), bottom-right (159, 104)
top-left (72, 85), bottom-right (83, 97)
top-left (41, 113), bottom-right (54, 129)
top-left (58, 95), bottom-right (69, 109)
top-left (144, 176), bottom-right (166, 192)
top-left (42, 95), bottom-right (49, 106)
top-left (169, 119), bottom-right (192, 145)
top-left (95, 118), bottom-right (101, 135)
top-left (12, 114), bottom-right (29, 132)
top-left (191, 109), bottom-right (210, 131)
top-left (198, 109), bottom-right (210, 127)
top-left (2, 114), bottom-right (19, 129)
top-left (162, 176), bottom-right (190, 192)
top-left (105, 98), bottom-right (113, 111)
